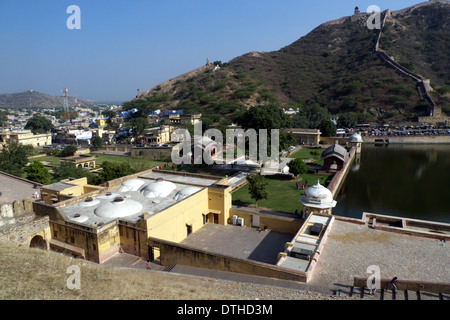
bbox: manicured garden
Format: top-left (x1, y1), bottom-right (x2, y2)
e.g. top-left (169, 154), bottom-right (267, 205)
top-left (30, 153), bottom-right (166, 172)
top-left (288, 147), bottom-right (324, 166)
top-left (88, 154), bottom-right (166, 171)
top-left (231, 146), bottom-right (331, 214)
top-left (232, 173), bottom-right (331, 214)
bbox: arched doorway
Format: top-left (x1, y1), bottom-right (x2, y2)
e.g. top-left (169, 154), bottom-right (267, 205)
top-left (29, 235), bottom-right (47, 250)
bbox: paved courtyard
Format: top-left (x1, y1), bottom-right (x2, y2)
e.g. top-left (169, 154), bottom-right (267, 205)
top-left (99, 219), bottom-right (449, 299)
top-left (180, 223), bottom-right (293, 264)
top-left (309, 219), bottom-right (450, 287)
top-left (0, 172), bottom-right (40, 203)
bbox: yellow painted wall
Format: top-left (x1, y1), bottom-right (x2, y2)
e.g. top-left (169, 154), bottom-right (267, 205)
top-left (208, 185), bottom-right (232, 225)
top-left (144, 188), bottom-right (210, 243)
top-left (50, 221), bottom-right (99, 261)
top-left (119, 221), bottom-right (149, 259)
top-left (59, 185), bottom-right (83, 197)
top-left (65, 177), bottom-right (88, 186)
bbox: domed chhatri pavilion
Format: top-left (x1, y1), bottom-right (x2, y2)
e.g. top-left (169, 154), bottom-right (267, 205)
top-left (299, 180), bottom-right (337, 218)
top-left (348, 133), bottom-right (363, 154)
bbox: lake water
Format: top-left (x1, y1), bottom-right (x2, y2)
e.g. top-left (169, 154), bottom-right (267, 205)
top-left (333, 144), bottom-right (450, 223)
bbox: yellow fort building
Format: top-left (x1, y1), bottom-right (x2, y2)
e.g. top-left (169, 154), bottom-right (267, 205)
top-left (31, 167), bottom-right (330, 282)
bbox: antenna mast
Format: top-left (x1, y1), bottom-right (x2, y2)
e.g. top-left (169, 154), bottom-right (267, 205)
top-left (74, 93), bottom-right (79, 110)
top-left (62, 87), bottom-right (69, 123)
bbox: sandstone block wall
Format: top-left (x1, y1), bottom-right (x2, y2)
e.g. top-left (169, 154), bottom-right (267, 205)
top-left (0, 198), bottom-right (51, 247)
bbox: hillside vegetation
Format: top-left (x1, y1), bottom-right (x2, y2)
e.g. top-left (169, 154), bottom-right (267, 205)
top-left (129, 1), bottom-right (450, 125)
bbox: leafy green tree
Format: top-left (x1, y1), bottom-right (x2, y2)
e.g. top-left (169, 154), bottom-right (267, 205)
top-left (292, 104), bottom-right (331, 129)
top-left (235, 104), bottom-right (292, 130)
top-left (61, 145), bottom-right (78, 157)
top-left (130, 117), bottom-right (148, 143)
top-left (24, 161), bottom-right (51, 185)
top-left (337, 113), bottom-right (358, 128)
top-left (52, 162), bottom-right (99, 185)
top-left (319, 120), bottom-right (337, 137)
top-left (234, 104), bottom-right (295, 153)
top-left (0, 140), bottom-right (34, 177)
top-left (287, 158), bottom-right (309, 177)
top-left (98, 161), bottom-right (135, 183)
top-left (101, 110), bottom-right (117, 121)
top-left (246, 173), bottom-right (268, 208)
top-left (0, 110), bottom-right (8, 127)
top-left (92, 136), bottom-right (103, 150)
top-left (24, 115), bottom-right (54, 134)
top-left (279, 129), bottom-right (297, 151)
top-left (122, 98), bottom-right (158, 118)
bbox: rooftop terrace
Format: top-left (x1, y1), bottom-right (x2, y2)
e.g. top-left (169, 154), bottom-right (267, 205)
top-left (59, 171), bottom-right (222, 227)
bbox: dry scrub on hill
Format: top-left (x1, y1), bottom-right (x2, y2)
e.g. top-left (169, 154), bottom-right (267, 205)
top-left (0, 241), bottom-right (347, 300)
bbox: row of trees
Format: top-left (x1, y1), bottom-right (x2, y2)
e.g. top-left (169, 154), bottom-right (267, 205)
top-left (0, 140), bottom-right (135, 186)
top-left (290, 103), bottom-right (360, 136)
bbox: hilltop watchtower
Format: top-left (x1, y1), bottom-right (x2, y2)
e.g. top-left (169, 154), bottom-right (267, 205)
top-left (354, 6), bottom-right (360, 15)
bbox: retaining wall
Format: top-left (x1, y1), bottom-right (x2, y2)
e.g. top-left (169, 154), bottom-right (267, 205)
top-left (148, 236), bottom-right (308, 282)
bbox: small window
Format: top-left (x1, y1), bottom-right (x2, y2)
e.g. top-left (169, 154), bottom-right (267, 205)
top-left (70, 236), bottom-right (75, 243)
top-left (186, 224), bottom-right (192, 237)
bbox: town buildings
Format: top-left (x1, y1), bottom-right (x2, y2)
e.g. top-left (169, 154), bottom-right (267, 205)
top-left (0, 130), bottom-right (52, 149)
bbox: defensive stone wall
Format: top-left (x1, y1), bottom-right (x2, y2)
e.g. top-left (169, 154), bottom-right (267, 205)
top-left (374, 9), bottom-right (440, 117)
top-left (0, 198), bottom-right (50, 247)
top-left (0, 198), bottom-right (34, 225)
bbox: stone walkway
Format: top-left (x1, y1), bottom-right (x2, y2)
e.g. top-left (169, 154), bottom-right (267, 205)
top-left (99, 219), bottom-right (449, 299)
top-left (309, 219), bottom-right (450, 288)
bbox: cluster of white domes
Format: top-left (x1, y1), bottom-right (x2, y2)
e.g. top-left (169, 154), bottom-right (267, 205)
top-left (117, 179), bottom-right (146, 192)
top-left (140, 179), bottom-right (176, 198)
top-left (173, 186), bottom-right (201, 201)
top-left (299, 180), bottom-right (337, 209)
top-left (85, 178), bottom-right (201, 219)
top-left (94, 196), bottom-right (144, 219)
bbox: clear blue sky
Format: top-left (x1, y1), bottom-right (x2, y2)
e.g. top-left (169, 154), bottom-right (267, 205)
top-left (0, 0), bottom-right (423, 103)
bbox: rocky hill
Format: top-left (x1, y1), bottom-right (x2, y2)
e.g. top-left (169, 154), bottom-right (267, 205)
top-left (0, 90), bottom-right (98, 109)
top-left (127, 1), bottom-right (450, 125)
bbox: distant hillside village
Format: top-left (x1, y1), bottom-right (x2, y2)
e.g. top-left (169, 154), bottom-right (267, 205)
top-left (0, 105), bottom-right (201, 150)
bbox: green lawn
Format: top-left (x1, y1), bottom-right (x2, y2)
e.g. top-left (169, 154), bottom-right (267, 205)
top-left (29, 155), bottom-right (62, 167)
top-left (30, 154), bottom-right (166, 172)
top-left (87, 154), bottom-right (166, 171)
top-left (289, 147), bottom-right (324, 166)
top-left (232, 173), bottom-right (331, 214)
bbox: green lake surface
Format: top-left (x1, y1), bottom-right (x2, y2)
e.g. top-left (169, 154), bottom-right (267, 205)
top-left (333, 144), bottom-right (450, 223)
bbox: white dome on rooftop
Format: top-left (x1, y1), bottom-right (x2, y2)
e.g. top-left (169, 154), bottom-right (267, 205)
top-left (117, 179), bottom-right (146, 192)
top-left (173, 186), bottom-right (201, 201)
top-left (69, 214), bottom-right (89, 223)
top-left (94, 197), bottom-right (143, 218)
top-left (141, 180), bottom-right (176, 198)
top-left (348, 133), bottom-right (363, 143)
top-left (78, 197), bottom-right (100, 207)
top-left (97, 192), bottom-right (120, 199)
top-left (299, 180), bottom-right (337, 209)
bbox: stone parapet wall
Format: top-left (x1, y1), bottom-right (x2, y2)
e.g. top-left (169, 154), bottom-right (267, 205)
top-left (0, 214), bottom-right (50, 247)
top-left (362, 135), bottom-right (450, 144)
top-left (148, 237), bottom-right (307, 282)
